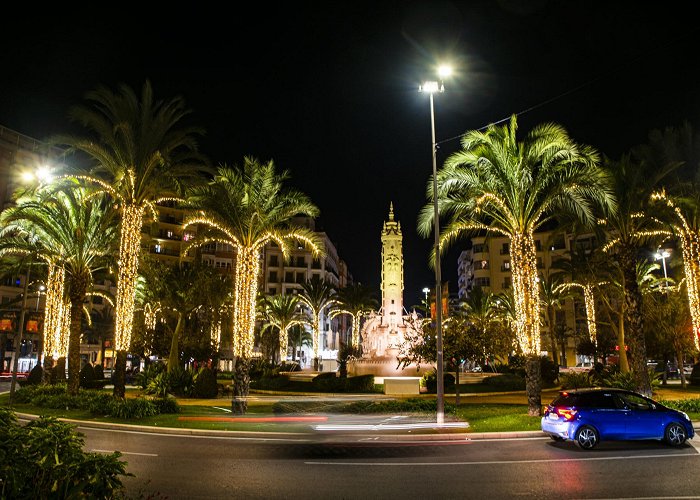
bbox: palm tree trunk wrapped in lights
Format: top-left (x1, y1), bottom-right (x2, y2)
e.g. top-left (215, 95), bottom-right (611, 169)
top-left (42, 262), bottom-right (65, 362)
top-left (233, 247), bottom-right (260, 359)
top-left (509, 231), bottom-right (541, 357)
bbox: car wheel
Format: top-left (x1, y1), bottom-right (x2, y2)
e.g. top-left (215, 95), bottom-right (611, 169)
top-left (665, 422), bottom-right (687, 446)
top-left (575, 425), bottom-right (599, 450)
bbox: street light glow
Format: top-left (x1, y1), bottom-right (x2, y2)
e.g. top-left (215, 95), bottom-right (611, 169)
top-left (438, 65), bottom-right (452, 78)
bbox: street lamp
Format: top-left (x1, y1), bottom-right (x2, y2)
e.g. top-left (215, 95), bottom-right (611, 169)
top-left (420, 64), bottom-right (451, 425)
top-left (655, 249), bottom-right (671, 288)
top-left (422, 287), bottom-right (430, 309)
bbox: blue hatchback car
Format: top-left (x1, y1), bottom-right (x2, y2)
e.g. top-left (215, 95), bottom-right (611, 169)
top-left (541, 388), bottom-right (694, 449)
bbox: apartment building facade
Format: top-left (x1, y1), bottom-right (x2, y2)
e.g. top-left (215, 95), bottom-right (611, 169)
top-left (457, 230), bottom-right (596, 366)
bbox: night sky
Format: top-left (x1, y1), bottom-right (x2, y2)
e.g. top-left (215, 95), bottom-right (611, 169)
top-left (1, 2), bottom-right (699, 308)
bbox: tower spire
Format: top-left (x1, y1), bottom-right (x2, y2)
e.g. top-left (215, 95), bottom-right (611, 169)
top-left (389, 202), bottom-right (394, 221)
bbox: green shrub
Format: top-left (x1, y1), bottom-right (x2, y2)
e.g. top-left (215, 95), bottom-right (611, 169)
top-left (191, 367), bottom-right (219, 398)
top-left (135, 362), bottom-right (166, 390)
top-left (168, 365), bottom-right (195, 397)
top-left (559, 371), bottom-right (593, 390)
top-left (421, 370), bottom-right (456, 393)
top-left (482, 374), bottom-right (525, 390)
top-left (151, 397), bottom-right (180, 414)
top-left (660, 398), bottom-right (700, 413)
top-left (51, 357), bottom-right (67, 383)
top-left (689, 363), bottom-right (700, 386)
top-left (312, 371), bottom-right (339, 392)
top-left (0, 408), bottom-right (129, 498)
top-left (26, 364), bottom-right (43, 386)
top-left (14, 383), bottom-right (68, 403)
top-left (278, 361), bottom-right (301, 372)
top-left (591, 365), bottom-right (661, 390)
top-left (146, 371), bottom-right (171, 398)
top-left (107, 397), bottom-right (158, 419)
top-left (540, 356), bottom-right (559, 384)
top-left (80, 363), bottom-right (96, 388)
top-left (93, 364), bottom-right (105, 380)
top-left (271, 398), bottom-right (456, 415)
top-left (345, 374), bottom-right (375, 392)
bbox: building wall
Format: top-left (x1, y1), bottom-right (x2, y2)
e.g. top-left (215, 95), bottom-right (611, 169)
top-left (459, 230), bottom-right (593, 366)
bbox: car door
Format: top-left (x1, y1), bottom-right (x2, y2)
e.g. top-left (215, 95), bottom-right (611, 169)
top-left (618, 392), bottom-right (664, 439)
top-left (585, 392), bottom-right (627, 439)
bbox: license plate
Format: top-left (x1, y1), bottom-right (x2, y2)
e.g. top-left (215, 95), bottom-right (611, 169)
top-left (548, 413), bottom-right (559, 421)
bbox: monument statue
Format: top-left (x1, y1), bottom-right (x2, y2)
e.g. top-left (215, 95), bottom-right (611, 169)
top-left (349, 203), bottom-right (428, 377)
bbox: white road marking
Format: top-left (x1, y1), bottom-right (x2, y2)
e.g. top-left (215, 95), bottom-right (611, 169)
top-left (306, 452), bottom-right (700, 466)
top-left (92, 449), bottom-right (158, 457)
top-left (212, 406), bottom-right (232, 413)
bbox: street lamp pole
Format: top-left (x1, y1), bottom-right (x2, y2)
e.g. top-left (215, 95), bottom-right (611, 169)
top-left (655, 249), bottom-right (670, 289)
top-left (420, 65), bottom-right (451, 425)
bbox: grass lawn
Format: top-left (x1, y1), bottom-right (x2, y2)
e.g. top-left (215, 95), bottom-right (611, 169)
top-left (3, 382), bottom-right (699, 435)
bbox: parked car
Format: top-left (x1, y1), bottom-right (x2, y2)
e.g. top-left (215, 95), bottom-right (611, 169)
top-left (541, 387), bottom-right (694, 449)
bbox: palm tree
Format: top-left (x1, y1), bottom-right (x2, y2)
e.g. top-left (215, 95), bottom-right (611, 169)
top-left (600, 152), bottom-right (679, 395)
top-left (331, 283), bottom-right (378, 347)
top-left (53, 80), bottom-right (210, 397)
top-left (419, 115), bottom-right (615, 416)
top-left (552, 246), bottom-right (608, 361)
top-left (259, 293), bottom-right (306, 363)
top-left (0, 186), bottom-right (118, 395)
top-left (182, 159), bottom-right (322, 413)
top-left (140, 259), bottom-right (221, 373)
top-left (298, 276), bottom-right (338, 371)
top-left (538, 272), bottom-right (571, 368)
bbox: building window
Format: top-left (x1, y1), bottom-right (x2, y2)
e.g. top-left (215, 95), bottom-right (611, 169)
top-left (480, 260), bottom-right (489, 269)
top-left (297, 257), bottom-right (306, 267)
top-left (501, 261), bottom-right (510, 271)
top-left (154, 244), bottom-right (161, 253)
top-left (475, 277), bottom-right (490, 287)
top-left (500, 243), bottom-right (509, 255)
top-left (296, 272), bottom-right (305, 284)
top-left (285, 272), bottom-right (293, 283)
top-left (268, 287), bottom-right (277, 295)
top-left (269, 271), bottom-right (278, 283)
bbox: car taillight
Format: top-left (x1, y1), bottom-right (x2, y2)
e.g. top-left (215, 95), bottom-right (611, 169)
top-left (556, 408), bottom-right (578, 421)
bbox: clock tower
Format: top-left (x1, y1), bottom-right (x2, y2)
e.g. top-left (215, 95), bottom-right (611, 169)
top-left (381, 202), bottom-right (404, 329)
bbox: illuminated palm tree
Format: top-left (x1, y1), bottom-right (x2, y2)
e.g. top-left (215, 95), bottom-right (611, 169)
top-left (651, 186), bottom-right (700, 351)
top-left (182, 159), bottom-right (322, 413)
top-left (298, 276), bottom-right (338, 371)
top-left (419, 115), bottom-right (615, 416)
top-left (0, 186), bottom-right (118, 395)
top-left (600, 153), bottom-right (679, 395)
top-left (331, 283), bottom-right (377, 347)
top-left (53, 81), bottom-right (209, 397)
top-left (538, 272), bottom-right (572, 368)
top-left (259, 293), bottom-right (306, 363)
top-left (551, 247), bottom-right (608, 361)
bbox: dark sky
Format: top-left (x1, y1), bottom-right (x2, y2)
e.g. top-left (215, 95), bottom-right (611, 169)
top-left (2, 2), bottom-right (700, 308)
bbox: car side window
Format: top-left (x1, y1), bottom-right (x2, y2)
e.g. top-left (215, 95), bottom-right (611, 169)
top-left (596, 393), bottom-right (618, 409)
top-left (610, 394), bottom-right (627, 409)
top-left (619, 393), bottom-right (653, 410)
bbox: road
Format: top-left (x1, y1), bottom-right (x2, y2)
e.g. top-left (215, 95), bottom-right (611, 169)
top-left (78, 424), bottom-right (700, 500)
